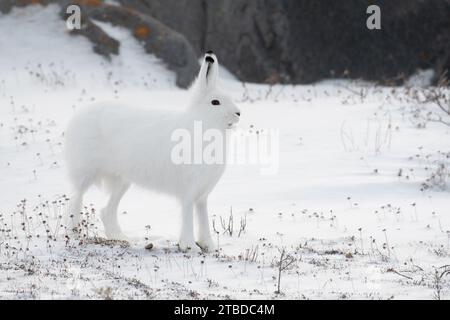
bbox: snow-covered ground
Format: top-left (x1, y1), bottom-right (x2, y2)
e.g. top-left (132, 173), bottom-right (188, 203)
top-left (1, 5), bottom-right (450, 299)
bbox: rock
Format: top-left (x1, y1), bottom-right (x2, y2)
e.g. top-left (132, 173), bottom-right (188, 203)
top-left (0, 0), bottom-right (56, 14)
top-left (118, 0), bottom-right (450, 85)
top-left (120, 0), bottom-right (290, 83)
top-left (282, 0), bottom-right (450, 84)
top-left (2, 0), bottom-right (449, 86)
top-left (118, 0), bottom-right (206, 56)
top-left (66, 18), bottom-right (120, 58)
top-left (60, 0), bottom-right (199, 88)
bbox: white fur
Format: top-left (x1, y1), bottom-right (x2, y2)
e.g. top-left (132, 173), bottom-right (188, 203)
top-left (64, 53), bottom-right (240, 251)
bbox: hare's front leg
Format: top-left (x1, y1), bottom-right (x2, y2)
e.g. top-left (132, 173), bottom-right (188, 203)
top-left (195, 195), bottom-right (216, 252)
top-left (179, 202), bottom-right (198, 252)
top-left (66, 175), bottom-right (95, 232)
top-left (100, 179), bottom-right (130, 241)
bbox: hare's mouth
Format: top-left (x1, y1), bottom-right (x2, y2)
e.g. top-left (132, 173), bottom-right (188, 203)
top-left (228, 114), bottom-right (240, 128)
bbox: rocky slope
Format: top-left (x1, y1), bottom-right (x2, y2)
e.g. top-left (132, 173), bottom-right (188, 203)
top-left (1, 0), bottom-right (449, 87)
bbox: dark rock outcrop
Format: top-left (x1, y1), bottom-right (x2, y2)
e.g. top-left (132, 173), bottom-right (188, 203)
top-left (68, 17), bottom-right (120, 57)
top-left (2, 0), bottom-right (449, 86)
top-left (120, 0), bottom-right (290, 83)
top-left (61, 0), bottom-right (199, 88)
top-left (282, 0), bottom-right (450, 84)
top-left (0, 0), bottom-right (56, 13)
top-left (119, 0), bottom-right (450, 85)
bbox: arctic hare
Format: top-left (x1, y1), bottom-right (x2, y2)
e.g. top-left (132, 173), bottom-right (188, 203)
top-left (65, 52), bottom-right (241, 252)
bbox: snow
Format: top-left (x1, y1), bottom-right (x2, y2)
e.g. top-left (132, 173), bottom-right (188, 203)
top-left (1, 4), bottom-right (450, 299)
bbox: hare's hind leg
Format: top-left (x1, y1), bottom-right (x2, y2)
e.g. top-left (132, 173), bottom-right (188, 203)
top-left (66, 175), bottom-right (95, 232)
top-left (101, 177), bottom-right (130, 240)
top-left (195, 194), bottom-right (216, 252)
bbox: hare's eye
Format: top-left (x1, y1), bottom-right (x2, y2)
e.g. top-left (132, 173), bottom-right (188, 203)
top-left (211, 99), bottom-right (220, 106)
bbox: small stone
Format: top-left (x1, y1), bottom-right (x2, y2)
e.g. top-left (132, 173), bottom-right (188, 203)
top-left (145, 243), bottom-right (154, 250)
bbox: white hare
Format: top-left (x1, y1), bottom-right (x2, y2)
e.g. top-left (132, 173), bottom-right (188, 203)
top-left (64, 52), bottom-right (240, 252)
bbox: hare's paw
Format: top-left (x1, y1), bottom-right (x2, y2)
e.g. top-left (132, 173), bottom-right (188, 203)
top-left (107, 232), bottom-right (129, 242)
top-left (103, 222), bottom-right (129, 241)
top-left (101, 211), bottom-right (128, 241)
top-left (196, 237), bottom-right (216, 253)
top-left (178, 238), bottom-right (201, 253)
top-left (103, 225), bottom-right (128, 240)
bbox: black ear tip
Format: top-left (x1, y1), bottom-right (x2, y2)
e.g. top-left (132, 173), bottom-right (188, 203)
top-left (205, 56), bottom-right (215, 63)
top-left (206, 50), bottom-right (214, 54)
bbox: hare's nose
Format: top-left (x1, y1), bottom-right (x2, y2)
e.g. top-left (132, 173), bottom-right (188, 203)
top-left (235, 112), bottom-right (241, 117)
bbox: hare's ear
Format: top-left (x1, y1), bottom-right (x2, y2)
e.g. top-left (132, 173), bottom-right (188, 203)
top-left (196, 51), bottom-right (219, 92)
